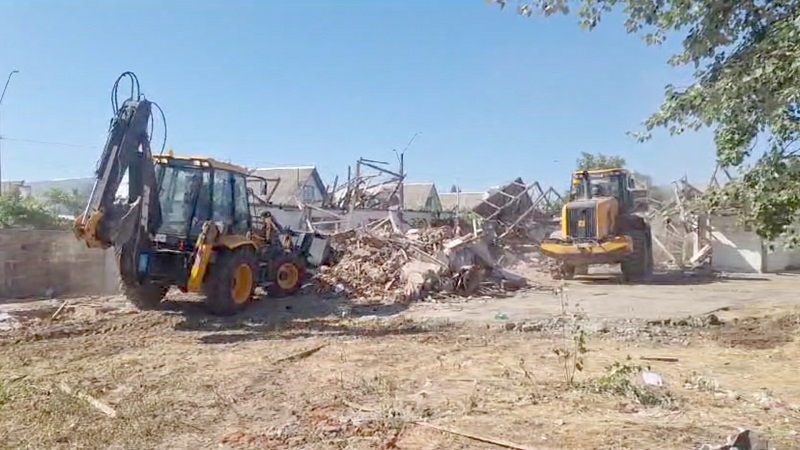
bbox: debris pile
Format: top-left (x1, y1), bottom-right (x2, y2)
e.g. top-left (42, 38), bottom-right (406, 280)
top-left (313, 226), bottom-right (529, 302)
top-left (697, 429), bottom-right (770, 450)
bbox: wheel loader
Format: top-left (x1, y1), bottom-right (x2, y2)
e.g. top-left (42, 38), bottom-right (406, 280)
top-left (539, 168), bottom-right (654, 281)
top-left (73, 72), bottom-right (329, 315)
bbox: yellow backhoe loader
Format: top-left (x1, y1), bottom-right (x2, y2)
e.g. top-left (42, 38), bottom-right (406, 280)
top-left (73, 72), bottom-right (328, 315)
top-left (539, 168), bottom-right (653, 281)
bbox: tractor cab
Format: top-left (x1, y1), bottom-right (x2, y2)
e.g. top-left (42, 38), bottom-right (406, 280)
top-left (570, 168), bottom-right (647, 214)
top-left (148, 155), bottom-right (255, 248)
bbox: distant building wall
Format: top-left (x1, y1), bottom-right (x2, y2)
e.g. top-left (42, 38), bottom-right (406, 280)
top-left (0, 230), bottom-right (118, 302)
top-left (262, 206), bottom-right (448, 232)
top-left (710, 215), bottom-right (800, 273)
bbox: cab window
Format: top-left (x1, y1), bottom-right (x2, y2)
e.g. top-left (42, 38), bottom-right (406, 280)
top-left (232, 174), bottom-right (250, 234)
top-left (212, 170), bottom-right (234, 229)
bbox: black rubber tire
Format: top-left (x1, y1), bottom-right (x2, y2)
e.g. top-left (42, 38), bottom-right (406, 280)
top-left (120, 278), bottom-right (169, 310)
top-left (644, 228), bottom-right (655, 275)
top-left (202, 247), bottom-right (259, 316)
top-left (114, 242), bottom-right (169, 310)
top-left (620, 228), bottom-right (652, 282)
top-left (268, 254), bottom-right (306, 298)
top-left (560, 264), bottom-right (576, 280)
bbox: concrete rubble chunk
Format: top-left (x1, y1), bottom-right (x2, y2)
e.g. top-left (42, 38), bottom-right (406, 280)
top-left (697, 429), bottom-right (772, 450)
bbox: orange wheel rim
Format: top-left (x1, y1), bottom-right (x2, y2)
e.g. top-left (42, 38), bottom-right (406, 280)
top-left (231, 263), bottom-right (253, 304)
top-left (276, 263), bottom-right (300, 290)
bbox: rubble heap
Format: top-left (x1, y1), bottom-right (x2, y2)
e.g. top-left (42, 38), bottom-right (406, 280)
top-left (313, 226), bottom-right (529, 302)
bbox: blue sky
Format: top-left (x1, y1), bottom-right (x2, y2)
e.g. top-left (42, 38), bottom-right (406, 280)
top-left (0, 0), bottom-right (716, 193)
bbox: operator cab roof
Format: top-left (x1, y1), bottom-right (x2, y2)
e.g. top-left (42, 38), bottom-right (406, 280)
top-left (153, 152), bottom-right (249, 175)
top-left (572, 168), bottom-right (629, 177)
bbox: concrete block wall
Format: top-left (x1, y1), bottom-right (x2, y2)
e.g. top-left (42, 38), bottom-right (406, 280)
top-left (0, 230), bottom-right (118, 301)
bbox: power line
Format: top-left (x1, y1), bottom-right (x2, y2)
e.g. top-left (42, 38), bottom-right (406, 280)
top-left (0, 137), bottom-right (95, 149)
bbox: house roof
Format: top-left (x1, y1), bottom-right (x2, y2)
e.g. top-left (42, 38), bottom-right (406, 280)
top-left (472, 177), bottom-right (534, 219)
top-left (402, 183), bottom-right (437, 211)
top-left (364, 182), bottom-right (438, 210)
top-left (439, 192), bottom-right (487, 211)
top-left (249, 166), bottom-right (323, 205)
top-left (364, 183), bottom-right (400, 208)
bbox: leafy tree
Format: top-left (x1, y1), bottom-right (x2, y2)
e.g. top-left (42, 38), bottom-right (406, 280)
top-left (491, 0), bottom-right (800, 243)
top-left (0, 192), bottom-right (64, 229)
top-left (43, 188), bottom-right (87, 217)
top-left (576, 152), bottom-right (626, 171)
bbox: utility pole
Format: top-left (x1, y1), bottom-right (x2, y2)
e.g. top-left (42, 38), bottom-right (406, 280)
top-left (397, 151), bottom-right (404, 224)
top-left (0, 70), bottom-right (20, 195)
top-left (396, 131), bottom-right (420, 226)
top-left (455, 186), bottom-right (461, 235)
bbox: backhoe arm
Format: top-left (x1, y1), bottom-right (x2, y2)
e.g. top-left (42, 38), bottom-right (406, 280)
top-left (73, 72), bottom-right (162, 249)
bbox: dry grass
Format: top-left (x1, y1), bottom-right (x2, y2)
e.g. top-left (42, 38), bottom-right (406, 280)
top-left (0, 303), bottom-right (799, 450)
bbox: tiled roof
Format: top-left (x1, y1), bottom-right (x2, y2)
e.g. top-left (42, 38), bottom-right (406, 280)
top-left (439, 192), bottom-right (487, 211)
top-left (249, 166), bottom-right (322, 205)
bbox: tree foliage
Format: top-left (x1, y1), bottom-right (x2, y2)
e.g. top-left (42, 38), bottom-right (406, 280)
top-left (575, 151), bottom-right (627, 171)
top-left (492, 0), bottom-right (800, 243)
top-left (0, 192), bottom-right (64, 229)
top-left (42, 188), bottom-right (87, 217)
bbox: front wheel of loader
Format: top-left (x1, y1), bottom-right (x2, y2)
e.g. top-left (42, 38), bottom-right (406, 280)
top-left (620, 229), bottom-right (653, 282)
top-left (559, 264), bottom-right (576, 280)
top-left (269, 255), bottom-right (306, 298)
top-left (203, 247), bottom-right (258, 316)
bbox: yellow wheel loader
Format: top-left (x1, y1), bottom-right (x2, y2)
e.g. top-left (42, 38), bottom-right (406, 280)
top-left (540, 168), bottom-right (654, 281)
top-left (73, 72), bottom-right (329, 315)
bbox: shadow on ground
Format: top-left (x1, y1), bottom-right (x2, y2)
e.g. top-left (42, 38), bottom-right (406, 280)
top-left (573, 271), bottom-right (771, 286)
top-left (165, 289), bottom-right (440, 344)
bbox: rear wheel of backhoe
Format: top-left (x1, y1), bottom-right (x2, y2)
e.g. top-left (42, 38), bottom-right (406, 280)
top-left (620, 229), bottom-right (653, 282)
top-left (115, 245), bottom-right (169, 310)
top-left (120, 279), bottom-right (169, 310)
top-left (203, 247), bottom-right (258, 316)
top-left (269, 255), bottom-right (306, 298)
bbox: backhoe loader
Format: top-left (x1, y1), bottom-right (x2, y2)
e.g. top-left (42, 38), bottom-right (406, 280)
top-left (73, 72), bottom-right (327, 315)
top-left (539, 168), bottom-right (654, 281)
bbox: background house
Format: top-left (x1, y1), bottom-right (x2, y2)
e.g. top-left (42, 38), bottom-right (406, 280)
top-left (439, 191), bottom-right (487, 212)
top-left (0, 181), bottom-right (32, 198)
top-left (400, 183), bottom-right (442, 212)
top-left (1, 178), bottom-right (94, 217)
top-left (363, 182), bottom-right (442, 212)
top-left (249, 166), bottom-right (327, 206)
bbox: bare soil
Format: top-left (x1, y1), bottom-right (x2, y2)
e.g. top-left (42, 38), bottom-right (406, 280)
top-left (0, 274), bottom-right (799, 450)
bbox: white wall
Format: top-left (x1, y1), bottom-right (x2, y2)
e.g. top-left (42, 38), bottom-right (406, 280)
top-left (710, 216), bottom-right (763, 273)
top-left (299, 179), bottom-right (325, 203)
top-left (709, 216), bottom-right (800, 273)
top-left (763, 238), bottom-right (800, 272)
top-left (711, 229), bottom-right (763, 273)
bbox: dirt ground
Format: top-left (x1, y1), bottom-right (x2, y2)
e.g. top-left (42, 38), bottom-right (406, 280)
top-left (1, 273), bottom-right (799, 450)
